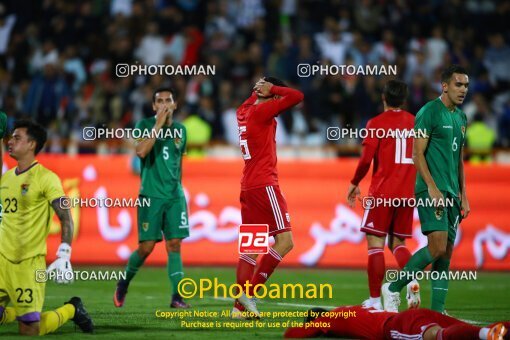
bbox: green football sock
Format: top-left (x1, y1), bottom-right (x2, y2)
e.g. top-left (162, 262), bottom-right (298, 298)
top-left (431, 257), bottom-right (450, 312)
top-left (168, 252), bottom-right (184, 294)
top-left (125, 251), bottom-right (146, 283)
top-left (389, 246), bottom-right (434, 293)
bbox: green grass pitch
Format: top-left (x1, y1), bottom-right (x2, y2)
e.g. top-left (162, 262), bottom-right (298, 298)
top-left (1, 267), bottom-right (509, 338)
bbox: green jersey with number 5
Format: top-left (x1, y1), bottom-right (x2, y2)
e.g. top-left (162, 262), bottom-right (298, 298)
top-left (135, 117), bottom-right (187, 199)
top-left (414, 98), bottom-right (467, 196)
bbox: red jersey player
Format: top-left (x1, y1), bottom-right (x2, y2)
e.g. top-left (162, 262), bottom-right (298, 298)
top-left (284, 306), bottom-right (508, 339)
top-left (346, 80), bottom-right (419, 310)
top-left (234, 77), bottom-right (304, 317)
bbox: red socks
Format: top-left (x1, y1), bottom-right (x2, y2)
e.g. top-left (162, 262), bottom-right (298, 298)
top-left (237, 249), bottom-right (284, 297)
top-left (237, 254), bottom-right (256, 286)
top-left (366, 244), bottom-right (411, 298)
top-left (368, 247), bottom-right (385, 298)
top-left (235, 254), bottom-right (256, 310)
top-left (249, 248), bottom-right (282, 295)
top-left (436, 324), bottom-right (481, 339)
top-left (393, 245), bottom-right (412, 269)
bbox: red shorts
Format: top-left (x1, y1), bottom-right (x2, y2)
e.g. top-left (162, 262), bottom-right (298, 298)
top-left (240, 185), bottom-right (291, 236)
top-left (360, 205), bottom-right (413, 238)
top-left (383, 309), bottom-right (466, 339)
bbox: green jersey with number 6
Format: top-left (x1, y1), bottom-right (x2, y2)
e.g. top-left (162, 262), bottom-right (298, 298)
top-left (135, 117), bottom-right (187, 199)
top-left (414, 98), bottom-right (467, 196)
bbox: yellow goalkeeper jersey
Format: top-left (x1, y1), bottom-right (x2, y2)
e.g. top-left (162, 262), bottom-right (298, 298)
top-left (0, 162), bottom-right (65, 263)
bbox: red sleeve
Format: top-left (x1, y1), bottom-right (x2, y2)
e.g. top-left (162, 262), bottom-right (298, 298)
top-left (284, 326), bottom-right (323, 338)
top-left (351, 119), bottom-right (379, 185)
top-left (351, 144), bottom-right (377, 185)
top-left (255, 86), bottom-right (304, 121)
top-left (240, 92), bottom-right (258, 107)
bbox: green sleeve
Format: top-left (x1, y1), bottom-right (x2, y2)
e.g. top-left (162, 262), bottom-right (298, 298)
top-left (0, 111), bottom-right (7, 139)
top-left (134, 119), bottom-right (149, 141)
top-left (462, 112), bottom-right (468, 146)
top-left (182, 125), bottom-right (187, 154)
top-left (414, 104), bottom-right (435, 138)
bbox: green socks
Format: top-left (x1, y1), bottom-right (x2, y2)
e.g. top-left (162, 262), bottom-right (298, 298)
top-left (125, 251), bottom-right (146, 283)
top-left (387, 244), bottom-right (450, 312)
top-left (124, 249), bottom-right (184, 295)
top-left (431, 257), bottom-right (450, 312)
top-left (168, 252), bottom-right (184, 294)
top-left (389, 246), bottom-right (434, 292)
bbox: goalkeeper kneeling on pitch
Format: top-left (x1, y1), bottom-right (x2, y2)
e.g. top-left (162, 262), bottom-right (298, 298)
top-left (0, 119), bottom-right (93, 335)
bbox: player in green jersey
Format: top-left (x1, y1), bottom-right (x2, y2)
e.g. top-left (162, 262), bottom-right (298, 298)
top-left (114, 88), bottom-right (191, 309)
top-left (0, 120), bottom-right (93, 335)
top-left (382, 65), bottom-right (470, 313)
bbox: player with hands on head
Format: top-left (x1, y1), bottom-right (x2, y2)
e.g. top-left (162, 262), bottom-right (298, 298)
top-left (234, 77), bottom-right (304, 318)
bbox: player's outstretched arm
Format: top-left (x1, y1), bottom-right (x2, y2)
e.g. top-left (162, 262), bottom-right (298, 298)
top-left (458, 147), bottom-right (470, 218)
top-left (46, 198), bottom-right (75, 284)
top-left (413, 138), bottom-right (444, 207)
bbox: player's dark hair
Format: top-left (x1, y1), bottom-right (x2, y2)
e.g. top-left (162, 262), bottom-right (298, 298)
top-left (441, 65), bottom-right (468, 84)
top-left (152, 87), bottom-right (176, 103)
top-left (383, 79), bottom-right (408, 107)
top-left (13, 119), bottom-right (47, 155)
top-left (263, 77), bottom-right (287, 88)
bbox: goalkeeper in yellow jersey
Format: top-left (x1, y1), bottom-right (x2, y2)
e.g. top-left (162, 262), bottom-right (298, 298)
top-left (0, 120), bottom-right (93, 335)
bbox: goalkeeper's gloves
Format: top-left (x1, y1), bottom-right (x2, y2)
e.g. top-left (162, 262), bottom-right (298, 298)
top-left (46, 243), bottom-right (73, 284)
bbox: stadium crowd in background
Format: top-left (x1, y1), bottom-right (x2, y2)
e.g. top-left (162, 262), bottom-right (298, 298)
top-left (0, 0), bottom-right (509, 154)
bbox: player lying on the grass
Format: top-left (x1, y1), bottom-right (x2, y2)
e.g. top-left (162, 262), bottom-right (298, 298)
top-left (234, 77), bottom-right (304, 318)
top-left (0, 120), bottom-right (93, 335)
top-left (346, 79), bottom-right (419, 310)
top-left (114, 87), bottom-right (191, 309)
top-left (284, 305), bottom-right (508, 339)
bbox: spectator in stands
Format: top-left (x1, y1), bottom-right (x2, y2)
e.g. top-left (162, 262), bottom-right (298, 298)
top-left (425, 26), bottom-right (448, 73)
top-left (23, 58), bottom-right (71, 127)
top-left (484, 33), bottom-right (510, 91)
top-left (0, 0), bottom-right (508, 153)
